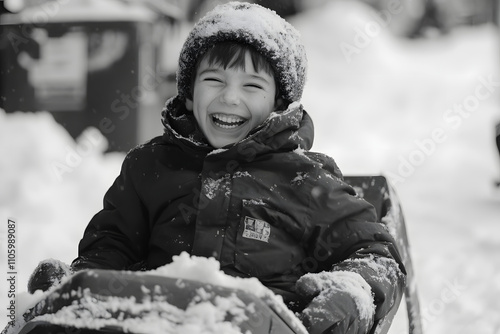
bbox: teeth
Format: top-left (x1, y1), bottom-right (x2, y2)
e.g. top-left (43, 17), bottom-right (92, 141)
top-left (212, 113), bottom-right (246, 129)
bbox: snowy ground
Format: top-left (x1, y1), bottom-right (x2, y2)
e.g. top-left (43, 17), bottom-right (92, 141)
top-left (2, 1), bottom-right (500, 333)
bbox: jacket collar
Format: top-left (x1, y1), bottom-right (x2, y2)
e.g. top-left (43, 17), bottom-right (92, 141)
top-left (161, 96), bottom-right (314, 160)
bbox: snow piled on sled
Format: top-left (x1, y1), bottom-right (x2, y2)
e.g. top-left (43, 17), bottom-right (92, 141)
top-left (5, 252), bottom-right (307, 334)
top-left (33, 288), bottom-right (249, 334)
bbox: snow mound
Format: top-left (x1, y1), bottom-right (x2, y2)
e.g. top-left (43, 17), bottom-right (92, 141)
top-left (147, 252), bottom-right (308, 334)
top-left (0, 109), bottom-right (124, 313)
top-left (290, 0), bottom-right (396, 65)
top-left (149, 252), bottom-right (271, 298)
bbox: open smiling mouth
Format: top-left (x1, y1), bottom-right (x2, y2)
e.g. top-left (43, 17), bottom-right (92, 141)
top-left (211, 113), bottom-right (247, 129)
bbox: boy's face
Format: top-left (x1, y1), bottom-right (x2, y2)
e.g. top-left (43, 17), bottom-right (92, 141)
top-left (187, 52), bottom-right (277, 148)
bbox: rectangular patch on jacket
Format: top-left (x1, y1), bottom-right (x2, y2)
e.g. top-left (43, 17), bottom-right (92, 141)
top-left (242, 216), bottom-right (270, 243)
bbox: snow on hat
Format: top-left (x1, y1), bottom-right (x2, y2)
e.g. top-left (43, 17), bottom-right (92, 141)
top-left (177, 1), bottom-right (307, 103)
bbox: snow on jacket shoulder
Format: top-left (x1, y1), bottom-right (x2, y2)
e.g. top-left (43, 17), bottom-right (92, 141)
top-left (72, 99), bottom-right (405, 319)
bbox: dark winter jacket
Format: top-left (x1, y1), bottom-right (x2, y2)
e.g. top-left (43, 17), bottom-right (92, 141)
top-left (73, 98), bottom-right (405, 319)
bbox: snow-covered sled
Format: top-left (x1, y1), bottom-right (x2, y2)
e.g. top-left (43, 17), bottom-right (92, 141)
top-left (8, 270), bottom-right (307, 334)
top-left (3, 176), bottom-right (421, 334)
top-left (344, 176), bottom-right (422, 334)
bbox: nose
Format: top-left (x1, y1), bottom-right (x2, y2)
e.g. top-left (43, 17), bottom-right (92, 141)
top-left (220, 85), bottom-right (240, 105)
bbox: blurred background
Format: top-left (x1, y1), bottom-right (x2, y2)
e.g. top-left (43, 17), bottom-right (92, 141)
top-left (1, 0), bottom-right (500, 333)
top-left (1, 0), bottom-right (499, 151)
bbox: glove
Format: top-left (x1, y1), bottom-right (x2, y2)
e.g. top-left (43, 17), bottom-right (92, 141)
top-left (296, 271), bottom-right (376, 334)
top-left (27, 259), bottom-right (73, 293)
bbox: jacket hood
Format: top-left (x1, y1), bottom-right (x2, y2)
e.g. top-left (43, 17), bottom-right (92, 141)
top-left (161, 96), bottom-right (314, 160)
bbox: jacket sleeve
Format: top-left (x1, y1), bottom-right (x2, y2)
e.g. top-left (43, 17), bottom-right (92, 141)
top-left (307, 163), bottom-right (406, 322)
top-left (72, 150), bottom-right (149, 271)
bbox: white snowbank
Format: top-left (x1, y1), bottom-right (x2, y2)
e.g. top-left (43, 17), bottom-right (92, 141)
top-left (0, 109), bottom-right (124, 328)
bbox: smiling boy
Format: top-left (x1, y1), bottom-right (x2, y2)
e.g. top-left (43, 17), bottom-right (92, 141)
top-left (188, 42), bottom-right (279, 148)
top-left (29, 3), bottom-right (406, 333)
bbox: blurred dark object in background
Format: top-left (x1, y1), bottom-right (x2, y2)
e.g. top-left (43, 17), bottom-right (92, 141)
top-left (497, 122), bottom-right (500, 152)
top-left (408, 0), bottom-right (449, 38)
top-left (496, 121), bottom-right (500, 184)
top-left (0, 0), bottom-right (185, 152)
top-left (1, 1), bottom-right (12, 15)
top-left (360, 0), bottom-right (498, 38)
top-left (193, 0), bottom-right (500, 37)
top-left (434, 0), bottom-right (497, 27)
top-left (189, 0), bottom-right (303, 21)
top-left (252, 0), bottom-right (303, 17)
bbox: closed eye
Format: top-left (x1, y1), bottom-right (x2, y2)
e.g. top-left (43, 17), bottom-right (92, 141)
top-left (204, 77), bottom-right (223, 83)
top-left (245, 83), bottom-right (263, 89)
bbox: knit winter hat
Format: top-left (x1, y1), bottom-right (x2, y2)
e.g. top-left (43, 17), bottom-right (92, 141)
top-left (177, 1), bottom-right (307, 103)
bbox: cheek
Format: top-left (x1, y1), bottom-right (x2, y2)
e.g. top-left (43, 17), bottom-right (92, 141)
top-left (259, 95), bottom-right (276, 118)
top-left (194, 86), bottom-right (215, 110)
top-left (192, 99), bottom-right (206, 125)
top-left (192, 91), bottom-right (207, 115)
